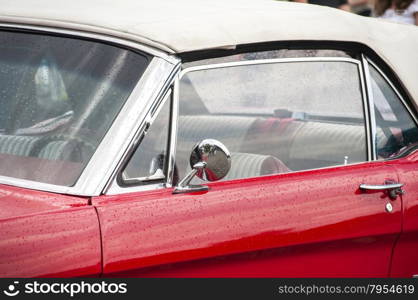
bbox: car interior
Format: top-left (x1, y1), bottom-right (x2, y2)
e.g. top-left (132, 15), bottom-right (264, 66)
top-left (175, 107), bottom-right (384, 183)
top-left (125, 49), bottom-right (417, 186)
top-left (174, 57), bottom-right (385, 184)
top-left (0, 31), bottom-right (148, 185)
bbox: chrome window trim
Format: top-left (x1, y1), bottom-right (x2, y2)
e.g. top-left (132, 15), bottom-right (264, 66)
top-left (366, 57), bottom-right (418, 127)
top-left (360, 54), bottom-right (375, 161)
top-left (172, 57), bottom-right (371, 180)
top-left (179, 57), bottom-right (361, 77)
top-left (166, 76), bottom-right (180, 188)
top-left (105, 56), bottom-right (375, 196)
top-left (104, 55), bottom-right (418, 196)
top-left (108, 182), bottom-right (167, 194)
top-left (180, 57), bottom-right (371, 161)
top-left (116, 90), bottom-right (172, 184)
top-left (104, 63), bottom-right (181, 195)
top-left (87, 58), bottom-right (179, 196)
top-left (0, 175), bottom-right (76, 195)
top-left (0, 24), bottom-right (179, 196)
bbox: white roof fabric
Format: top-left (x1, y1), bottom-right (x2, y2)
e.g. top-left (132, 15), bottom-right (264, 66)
top-left (0, 0), bottom-right (417, 103)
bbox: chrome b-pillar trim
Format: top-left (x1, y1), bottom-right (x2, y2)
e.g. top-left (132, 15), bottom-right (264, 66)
top-left (361, 54), bottom-right (377, 161)
top-left (358, 55), bottom-right (373, 162)
top-left (166, 76), bottom-right (180, 188)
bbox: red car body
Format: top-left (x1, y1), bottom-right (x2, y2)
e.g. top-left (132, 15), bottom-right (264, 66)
top-left (1, 151), bottom-right (417, 277)
top-left (1, 0), bottom-right (418, 278)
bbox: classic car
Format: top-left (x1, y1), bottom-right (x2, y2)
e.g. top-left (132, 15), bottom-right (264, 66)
top-left (0, 0), bottom-right (417, 277)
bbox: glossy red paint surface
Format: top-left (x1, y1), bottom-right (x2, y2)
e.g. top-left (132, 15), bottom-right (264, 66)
top-left (0, 184), bottom-right (101, 277)
top-left (94, 161), bottom-right (402, 277)
top-left (110, 237), bottom-right (396, 278)
top-left (389, 150), bottom-right (418, 277)
top-left (1, 155), bottom-right (414, 277)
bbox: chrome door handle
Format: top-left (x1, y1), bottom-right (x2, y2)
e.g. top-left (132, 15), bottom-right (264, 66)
top-left (359, 182), bottom-right (405, 199)
top-left (359, 183), bottom-right (404, 190)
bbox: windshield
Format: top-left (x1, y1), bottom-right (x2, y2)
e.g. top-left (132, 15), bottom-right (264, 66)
top-left (0, 30), bottom-right (149, 186)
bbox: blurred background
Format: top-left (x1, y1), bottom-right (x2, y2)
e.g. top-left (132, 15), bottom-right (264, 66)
top-left (279, 0), bottom-right (418, 25)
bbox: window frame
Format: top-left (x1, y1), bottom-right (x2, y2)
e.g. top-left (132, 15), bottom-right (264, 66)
top-left (362, 55), bottom-right (418, 161)
top-left (0, 23), bottom-right (178, 197)
top-left (175, 57), bottom-right (371, 179)
top-left (109, 56), bottom-right (373, 194)
top-left (107, 49), bottom-right (418, 195)
top-left (117, 89), bottom-right (173, 186)
top-left (104, 63), bottom-right (181, 195)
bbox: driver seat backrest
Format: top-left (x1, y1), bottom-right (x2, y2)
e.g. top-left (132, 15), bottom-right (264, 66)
top-left (37, 140), bottom-right (72, 161)
top-left (0, 135), bottom-right (40, 156)
top-left (37, 139), bottom-right (94, 162)
top-left (0, 134), bottom-right (89, 162)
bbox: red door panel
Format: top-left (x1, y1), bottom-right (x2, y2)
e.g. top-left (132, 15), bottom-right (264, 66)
top-left (0, 185), bottom-right (101, 277)
top-left (389, 150), bottom-right (418, 277)
top-left (108, 237), bottom-right (396, 277)
top-left (95, 161), bottom-right (401, 277)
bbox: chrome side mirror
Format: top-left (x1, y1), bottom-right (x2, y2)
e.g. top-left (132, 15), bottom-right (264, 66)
top-left (173, 139), bottom-right (231, 194)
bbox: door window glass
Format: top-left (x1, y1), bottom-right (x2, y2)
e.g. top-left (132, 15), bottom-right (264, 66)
top-left (122, 94), bottom-right (171, 184)
top-left (176, 60), bottom-right (367, 182)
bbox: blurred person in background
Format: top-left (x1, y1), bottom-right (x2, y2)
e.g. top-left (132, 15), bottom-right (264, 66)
top-left (293, 0), bottom-right (351, 11)
top-left (349, 0), bottom-right (372, 15)
top-left (374, 0), bottom-right (418, 25)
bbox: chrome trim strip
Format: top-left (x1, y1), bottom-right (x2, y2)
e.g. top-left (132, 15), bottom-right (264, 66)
top-left (358, 62), bottom-right (372, 161)
top-left (119, 90), bottom-right (172, 184)
top-left (166, 76), bottom-right (180, 187)
top-left (361, 54), bottom-right (377, 161)
top-left (0, 175), bottom-right (74, 195)
top-left (89, 58), bottom-right (178, 196)
top-left (0, 23), bottom-right (176, 64)
top-left (366, 58), bottom-right (418, 126)
top-left (104, 62), bottom-right (181, 195)
top-left (179, 57), bottom-right (360, 78)
top-left (108, 182), bottom-right (167, 195)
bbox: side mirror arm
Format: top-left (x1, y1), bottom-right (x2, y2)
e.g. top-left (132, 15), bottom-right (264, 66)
top-left (173, 139), bottom-right (231, 194)
top-left (173, 162), bottom-right (209, 194)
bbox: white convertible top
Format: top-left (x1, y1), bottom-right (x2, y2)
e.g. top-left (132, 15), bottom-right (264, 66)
top-left (0, 0), bottom-right (417, 103)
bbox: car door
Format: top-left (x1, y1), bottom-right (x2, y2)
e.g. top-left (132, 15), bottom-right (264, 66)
top-left (94, 50), bottom-right (402, 277)
top-left (363, 60), bottom-right (418, 277)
